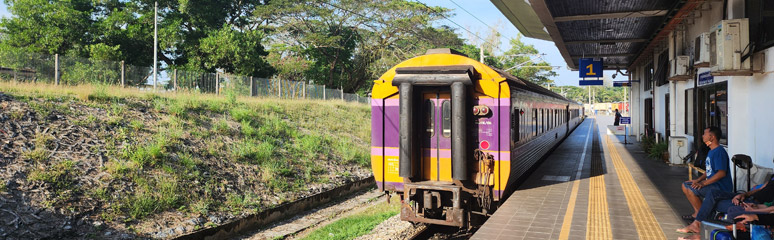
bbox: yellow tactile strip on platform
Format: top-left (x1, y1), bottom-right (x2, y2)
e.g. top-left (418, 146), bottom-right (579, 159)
top-left (606, 134), bottom-right (667, 240)
top-left (586, 175), bottom-right (613, 239)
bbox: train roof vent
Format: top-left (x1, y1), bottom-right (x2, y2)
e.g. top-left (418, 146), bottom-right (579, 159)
top-left (425, 48), bottom-right (468, 57)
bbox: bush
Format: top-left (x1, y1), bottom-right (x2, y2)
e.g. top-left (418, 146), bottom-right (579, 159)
top-left (640, 134), bottom-right (656, 152)
top-left (648, 142), bottom-right (669, 160)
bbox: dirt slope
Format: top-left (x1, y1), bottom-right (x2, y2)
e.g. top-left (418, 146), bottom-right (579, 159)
top-left (0, 82), bottom-right (372, 239)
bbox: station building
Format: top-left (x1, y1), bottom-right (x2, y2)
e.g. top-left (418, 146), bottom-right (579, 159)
top-left (495, 0), bottom-right (774, 170)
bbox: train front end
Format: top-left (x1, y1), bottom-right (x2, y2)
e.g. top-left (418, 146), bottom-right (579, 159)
top-left (370, 49), bottom-right (512, 228)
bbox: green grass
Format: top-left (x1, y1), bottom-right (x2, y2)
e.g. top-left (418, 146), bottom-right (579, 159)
top-left (231, 139), bottom-right (275, 164)
top-left (28, 160), bottom-right (78, 191)
top-left (300, 197), bottom-right (400, 240)
top-left (0, 81), bottom-right (373, 227)
top-left (126, 175), bottom-right (181, 220)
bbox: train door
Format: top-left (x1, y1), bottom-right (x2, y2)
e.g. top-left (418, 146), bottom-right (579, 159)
top-left (421, 90), bottom-right (452, 182)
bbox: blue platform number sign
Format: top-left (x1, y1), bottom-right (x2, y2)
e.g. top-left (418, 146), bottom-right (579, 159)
top-left (620, 117), bottom-right (631, 125)
top-left (579, 58), bottom-right (602, 78)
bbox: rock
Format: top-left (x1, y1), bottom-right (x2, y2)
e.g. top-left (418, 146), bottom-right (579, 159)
top-left (93, 221), bottom-right (103, 228)
top-left (174, 226), bottom-right (187, 235)
top-left (104, 231), bottom-right (112, 236)
top-left (63, 225), bottom-right (72, 230)
top-left (208, 215), bottom-right (221, 224)
top-left (184, 218), bottom-right (201, 226)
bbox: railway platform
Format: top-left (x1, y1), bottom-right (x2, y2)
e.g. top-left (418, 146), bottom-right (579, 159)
top-left (472, 115), bottom-right (692, 240)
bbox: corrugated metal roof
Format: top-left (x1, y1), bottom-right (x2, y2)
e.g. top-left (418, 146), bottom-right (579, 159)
top-left (494, 0), bottom-right (694, 70)
top-left (556, 17), bottom-right (662, 42)
top-left (544, 0), bottom-right (673, 18)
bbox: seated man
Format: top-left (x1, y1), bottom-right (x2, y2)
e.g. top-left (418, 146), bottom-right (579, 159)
top-left (723, 175), bottom-right (774, 220)
top-left (677, 127), bottom-right (734, 234)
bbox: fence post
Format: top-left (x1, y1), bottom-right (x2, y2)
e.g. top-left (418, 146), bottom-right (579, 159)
top-left (216, 72), bottom-right (220, 95)
top-left (302, 82), bottom-right (306, 99)
top-left (341, 87), bottom-right (344, 101)
top-left (54, 54), bottom-right (59, 85)
top-left (120, 61), bottom-right (125, 88)
top-left (323, 85), bottom-right (326, 100)
top-left (173, 69), bottom-right (177, 91)
top-left (278, 79), bottom-right (282, 98)
top-left (250, 76), bottom-right (254, 97)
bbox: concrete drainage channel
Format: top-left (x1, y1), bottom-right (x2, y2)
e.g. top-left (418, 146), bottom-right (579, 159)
top-left (174, 177), bottom-right (376, 240)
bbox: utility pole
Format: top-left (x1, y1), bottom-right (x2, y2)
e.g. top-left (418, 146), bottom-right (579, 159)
top-left (479, 45), bottom-right (484, 63)
top-left (153, 1), bottom-right (158, 91)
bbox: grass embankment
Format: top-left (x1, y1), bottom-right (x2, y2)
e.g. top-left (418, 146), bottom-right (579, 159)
top-left (301, 196), bottom-right (400, 240)
top-left (0, 81), bottom-right (371, 237)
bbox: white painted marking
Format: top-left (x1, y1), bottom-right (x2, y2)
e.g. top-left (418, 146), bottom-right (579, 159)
top-left (542, 175), bottom-right (572, 182)
top-left (576, 119), bottom-right (595, 180)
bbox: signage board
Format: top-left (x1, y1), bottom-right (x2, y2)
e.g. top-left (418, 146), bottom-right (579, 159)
top-left (579, 58), bottom-right (603, 78)
top-left (620, 117), bottom-right (631, 124)
top-left (698, 71), bottom-right (714, 86)
top-left (579, 80), bottom-right (604, 86)
top-left (613, 81), bottom-right (630, 87)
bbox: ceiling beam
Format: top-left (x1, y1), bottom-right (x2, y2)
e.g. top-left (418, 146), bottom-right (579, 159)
top-left (553, 10), bottom-right (669, 22)
top-left (527, 0), bottom-right (577, 69)
top-left (570, 53), bottom-right (636, 57)
top-left (629, 0), bottom-right (704, 69)
top-left (565, 38), bottom-right (649, 44)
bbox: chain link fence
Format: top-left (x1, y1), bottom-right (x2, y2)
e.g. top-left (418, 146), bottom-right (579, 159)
top-left (0, 51), bottom-right (370, 104)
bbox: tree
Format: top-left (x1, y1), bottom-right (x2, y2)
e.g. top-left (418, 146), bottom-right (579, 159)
top-left (0, 0), bottom-right (275, 79)
top-left (266, 0), bottom-right (461, 93)
top-left (499, 34), bottom-right (556, 86)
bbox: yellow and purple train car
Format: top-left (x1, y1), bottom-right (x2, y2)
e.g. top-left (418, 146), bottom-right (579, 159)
top-left (370, 49), bottom-right (584, 228)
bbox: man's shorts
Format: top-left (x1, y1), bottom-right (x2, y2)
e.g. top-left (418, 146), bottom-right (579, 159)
top-left (683, 181), bottom-right (724, 198)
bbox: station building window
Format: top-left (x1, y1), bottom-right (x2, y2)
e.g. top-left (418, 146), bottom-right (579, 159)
top-left (685, 89), bottom-right (694, 136)
top-left (655, 51), bottom-right (668, 87)
top-left (644, 62), bottom-right (654, 91)
top-left (747, 0), bottom-right (774, 51)
top-left (698, 83), bottom-right (728, 145)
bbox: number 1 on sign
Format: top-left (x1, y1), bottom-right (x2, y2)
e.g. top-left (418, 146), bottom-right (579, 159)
top-left (586, 64), bottom-right (596, 76)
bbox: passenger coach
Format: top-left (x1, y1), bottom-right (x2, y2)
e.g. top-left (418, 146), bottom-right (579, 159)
top-left (370, 49), bottom-right (584, 228)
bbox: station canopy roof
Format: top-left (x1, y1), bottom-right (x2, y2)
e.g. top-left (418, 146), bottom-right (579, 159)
top-left (492, 0), bottom-right (703, 70)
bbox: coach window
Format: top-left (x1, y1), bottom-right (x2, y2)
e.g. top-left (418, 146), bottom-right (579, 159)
top-left (441, 100), bottom-right (451, 138)
top-left (426, 100), bottom-right (434, 136)
top-left (533, 109), bottom-right (538, 136)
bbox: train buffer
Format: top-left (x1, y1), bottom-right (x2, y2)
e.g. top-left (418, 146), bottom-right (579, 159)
top-left (472, 115), bottom-right (695, 240)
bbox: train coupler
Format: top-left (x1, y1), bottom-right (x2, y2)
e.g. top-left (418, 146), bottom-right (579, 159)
top-left (401, 181), bottom-right (465, 227)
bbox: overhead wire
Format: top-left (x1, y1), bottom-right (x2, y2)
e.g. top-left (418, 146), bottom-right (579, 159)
top-left (440, 0), bottom-right (551, 68)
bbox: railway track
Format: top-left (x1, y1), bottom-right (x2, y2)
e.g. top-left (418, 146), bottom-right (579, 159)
top-left (407, 224), bottom-right (476, 240)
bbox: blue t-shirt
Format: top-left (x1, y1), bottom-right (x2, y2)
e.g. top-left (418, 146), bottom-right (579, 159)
top-left (705, 146), bottom-right (733, 192)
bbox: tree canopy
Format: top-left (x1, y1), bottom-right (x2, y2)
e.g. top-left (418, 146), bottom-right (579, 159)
top-left (0, 0), bottom-right (563, 93)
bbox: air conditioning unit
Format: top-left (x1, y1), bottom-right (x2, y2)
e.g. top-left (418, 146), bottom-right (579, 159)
top-left (669, 136), bottom-right (692, 165)
top-left (669, 56), bottom-right (691, 81)
top-left (709, 19), bottom-right (752, 76)
top-left (694, 32), bottom-right (710, 67)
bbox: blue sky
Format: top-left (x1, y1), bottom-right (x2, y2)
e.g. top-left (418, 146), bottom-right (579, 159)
top-left (0, 1), bottom-right (594, 86)
top-left (418, 0), bottom-right (583, 86)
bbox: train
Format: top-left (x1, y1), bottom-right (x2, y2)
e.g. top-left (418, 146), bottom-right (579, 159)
top-left (370, 48), bottom-right (584, 228)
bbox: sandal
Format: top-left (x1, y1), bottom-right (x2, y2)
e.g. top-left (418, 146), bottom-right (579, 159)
top-left (681, 215), bottom-right (695, 221)
top-left (676, 227), bottom-right (698, 234)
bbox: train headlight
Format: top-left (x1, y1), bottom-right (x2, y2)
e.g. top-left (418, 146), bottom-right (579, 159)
top-left (473, 105), bottom-right (491, 116)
